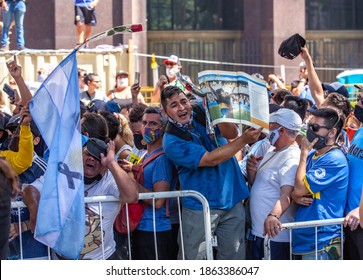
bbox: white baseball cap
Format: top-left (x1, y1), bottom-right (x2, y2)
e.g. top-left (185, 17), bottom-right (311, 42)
top-left (164, 55), bottom-right (181, 66)
top-left (269, 108), bottom-right (302, 131)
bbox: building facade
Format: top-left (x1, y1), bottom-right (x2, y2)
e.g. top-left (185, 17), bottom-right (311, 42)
top-left (4, 0), bottom-right (363, 86)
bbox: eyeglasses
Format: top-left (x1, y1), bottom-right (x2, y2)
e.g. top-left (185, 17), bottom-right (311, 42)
top-left (92, 80), bottom-right (101, 83)
top-left (307, 123), bottom-right (330, 132)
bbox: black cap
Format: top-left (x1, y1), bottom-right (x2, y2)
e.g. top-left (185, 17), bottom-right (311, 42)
top-left (85, 138), bottom-right (107, 160)
top-left (5, 114), bottom-right (41, 137)
top-left (354, 84), bottom-right (363, 91)
top-left (278, 33), bottom-right (306, 60)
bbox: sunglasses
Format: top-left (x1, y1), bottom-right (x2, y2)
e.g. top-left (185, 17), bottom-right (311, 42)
top-left (307, 123), bottom-right (330, 132)
top-left (165, 62), bottom-right (176, 66)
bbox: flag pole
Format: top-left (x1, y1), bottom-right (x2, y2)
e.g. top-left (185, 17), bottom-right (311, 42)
top-left (74, 23), bottom-right (143, 51)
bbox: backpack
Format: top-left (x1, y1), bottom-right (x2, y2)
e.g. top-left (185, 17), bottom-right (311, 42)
top-left (114, 150), bottom-right (165, 234)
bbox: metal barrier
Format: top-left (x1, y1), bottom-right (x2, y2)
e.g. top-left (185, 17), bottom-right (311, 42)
top-left (9, 190), bottom-right (213, 260)
top-left (263, 218), bottom-right (345, 260)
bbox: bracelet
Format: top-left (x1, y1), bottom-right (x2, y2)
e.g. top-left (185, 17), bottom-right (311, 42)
top-left (267, 213), bottom-right (279, 219)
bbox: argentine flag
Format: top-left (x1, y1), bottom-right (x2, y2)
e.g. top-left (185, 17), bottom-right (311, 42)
top-left (29, 50), bottom-right (85, 259)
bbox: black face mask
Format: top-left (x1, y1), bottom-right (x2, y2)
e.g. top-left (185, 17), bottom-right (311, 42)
top-left (306, 128), bottom-right (328, 150)
top-left (354, 105), bottom-right (363, 124)
top-left (84, 174), bottom-right (102, 185)
top-left (133, 134), bottom-right (146, 150)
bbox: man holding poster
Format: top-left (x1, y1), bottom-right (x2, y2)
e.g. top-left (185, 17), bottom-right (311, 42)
top-left (161, 85), bottom-right (262, 260)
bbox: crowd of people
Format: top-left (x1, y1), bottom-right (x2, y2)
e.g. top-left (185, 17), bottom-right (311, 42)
top-left (1, 45), bottom-right (363, 261)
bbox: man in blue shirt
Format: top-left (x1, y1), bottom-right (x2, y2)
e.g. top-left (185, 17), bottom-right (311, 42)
top-left (130, 106), bottom-right (176, 260)
top-left (160, 85), bottom-right (262, 260)
top-left (292, 108), bottom-right (348, 260)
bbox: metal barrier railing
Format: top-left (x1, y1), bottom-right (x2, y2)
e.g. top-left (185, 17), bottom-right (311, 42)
top-left (263, 218), bottom-right (344, 260)
top-left (10, 190), bottom-right (213, 260)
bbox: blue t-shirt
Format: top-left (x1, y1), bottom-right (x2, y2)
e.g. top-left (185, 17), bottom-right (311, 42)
top-left (299, 86), bottom-right (316, 105)
top-left (345, 127), bottom-right (363, 214)
top-left (292, 148), bottom-right (348, 254)
top-left (75, 0), bottom-right (93, 6)
top-left (162, 116), bottom-right (249, 211)
top-left (136, 148), bottom-right (174, 232)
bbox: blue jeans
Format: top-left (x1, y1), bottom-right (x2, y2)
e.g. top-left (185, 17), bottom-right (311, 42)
top-left (1, 0), bottom-right (26, 48)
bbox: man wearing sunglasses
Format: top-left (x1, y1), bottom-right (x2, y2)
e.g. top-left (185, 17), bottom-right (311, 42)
top-left (345, 84), bottom-right (363, 260)
top-left (292, 108), bottom-right (348, 260)
top-left (152, 55), bottom-right (193, 104)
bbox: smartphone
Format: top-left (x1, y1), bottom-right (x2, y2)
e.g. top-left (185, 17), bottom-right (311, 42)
top-left (134, 71), bottom-right (140, 84)
top-left (2, 83), bottom-right (15, 98)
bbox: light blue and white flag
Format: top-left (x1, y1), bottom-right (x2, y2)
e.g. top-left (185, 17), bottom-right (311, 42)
top-left (29, 50), bottom-right (85, 260)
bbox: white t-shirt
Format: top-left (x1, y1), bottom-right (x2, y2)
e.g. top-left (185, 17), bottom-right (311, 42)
top-left (80, 90), bottom-right (108, 106)
top-left (29, 171), bottom-right (120, 260)
top-left (249, 144), bottom-right (300, 242)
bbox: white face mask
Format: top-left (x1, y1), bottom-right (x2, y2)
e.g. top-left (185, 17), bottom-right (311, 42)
top-left (166, 68), bottom-right (177, 78)
top-left (117, 78), bottom-right (129, 87)
top-left (268, 127), bottom-right (282, 146)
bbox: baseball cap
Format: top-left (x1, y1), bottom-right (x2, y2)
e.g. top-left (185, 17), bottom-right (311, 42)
top-left (164, 55), bottom-right (181, 66)
top-left (86, 99), bottom-right (108, 112)
top-left (278, 33), bottom-right (306, 60)
top-left (85, 138), bottom-right (107, 161)
top-left (6, 114), bottom-right (41, 137)
top-left (269, 108), bottom-right (302, 131)
top-left (354, 84), bottom-right (363, 91)
top-left (116, 70), bottom-right (129, 78)
top-left (321, 82), bottom-right (348, 98)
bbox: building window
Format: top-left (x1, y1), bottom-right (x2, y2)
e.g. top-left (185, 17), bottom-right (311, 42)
top-left (147, 0), bottom-right (243, 30)
top-left (306, 0), bottom-right (363, 30)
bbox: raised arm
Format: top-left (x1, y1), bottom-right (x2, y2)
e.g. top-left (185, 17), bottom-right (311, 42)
top-left (300, 47), bottom-right (324, 107)
top-left (101, 140), bottom-right (139, 203)
top-left (6, 56), bottom-right (33, 106)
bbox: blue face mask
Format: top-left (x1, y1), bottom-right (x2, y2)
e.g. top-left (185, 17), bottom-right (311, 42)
top-left (268, 127), bottom-right (281, 145)
top-left (142, 127), bottom-right (163, 144)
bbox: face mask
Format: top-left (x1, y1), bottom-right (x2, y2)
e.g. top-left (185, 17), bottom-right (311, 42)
top-left (306, 128), bottom-right (328, 149)
top-left (142, 127), bottom-right (163, 144)
top-left (166, 68), bottom-right (176, 78)
top-left (133, 134), bottom-right (146, 150)
top-left (345, 127), bottom-right (358, 142)
top-left (268, 127), bottom-right (281, 145)
top-left (354, 105), bottom-right (363, 124)
top-left (117, 78), bottom-right (129, 87)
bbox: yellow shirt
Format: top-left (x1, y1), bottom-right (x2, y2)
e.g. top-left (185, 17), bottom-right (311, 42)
top-left (0, 125), bottom-right (34, 174)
